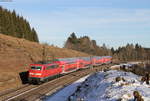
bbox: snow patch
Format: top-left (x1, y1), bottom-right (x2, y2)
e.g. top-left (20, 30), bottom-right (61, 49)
top-left (45, 70), bottom-right (150, 101)
top-left (44, 75), bottom-right (89, 101)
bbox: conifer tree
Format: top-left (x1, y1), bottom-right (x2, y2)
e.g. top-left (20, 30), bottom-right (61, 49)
top-left (0, 6), bottom-right (39, 42)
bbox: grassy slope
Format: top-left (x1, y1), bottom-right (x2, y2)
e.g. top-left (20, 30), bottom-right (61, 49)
top-left (0, 34), bottom-right (89, 91)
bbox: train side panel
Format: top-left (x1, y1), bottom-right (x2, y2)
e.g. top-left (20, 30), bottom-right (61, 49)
top-left (43, 64), bottom-right (62, 80)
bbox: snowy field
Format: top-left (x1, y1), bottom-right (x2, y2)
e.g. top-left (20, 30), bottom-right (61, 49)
top-left (110, 62), bottom-right (139, 70)
top-left (44, 70), bottom-right (150, 101)
top-left (44, 75), bottom-right (90, 101)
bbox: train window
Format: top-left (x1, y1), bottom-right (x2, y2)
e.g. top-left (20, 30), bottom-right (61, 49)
top-left (54, 59), bottom-right (59, 61)
top-left (51, 65), bottom-right (58, 68)
top-left (31, 66), bottom-right (42, 70)
top-left (45, 66), bottom-right (51, 70)
top-left (45, 65), bottom-right (58, 70)
top-left (67, 62), bottom-right (75, 64)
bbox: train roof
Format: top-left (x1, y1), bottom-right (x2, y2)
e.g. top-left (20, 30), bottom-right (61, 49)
top-left (30, 61), bottom-right (58, 66)
top-left (54, 57), bottom-right (79, 63)
top-left (34, 61), bottom-right (53, 64)
top-left (102, 56), bottom-right (112, 58)
top-left (80, 57), bottom-right (91, 61)
top-left (31, 61), bottom-right (58, 66)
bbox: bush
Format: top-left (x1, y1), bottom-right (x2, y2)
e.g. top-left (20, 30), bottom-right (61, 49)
top-left (115, 76), bottom-right (122, 82)
top-left (133, 91), bottom-right (144, 101)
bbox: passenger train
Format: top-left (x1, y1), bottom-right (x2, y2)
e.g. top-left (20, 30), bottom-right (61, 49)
top-left (28, 56), bottom-right (112, 84)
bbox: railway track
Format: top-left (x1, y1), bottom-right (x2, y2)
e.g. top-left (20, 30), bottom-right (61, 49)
top-left (0, 84), bottom-right (29, 97)
top-left (0, 64), bottom-right (112, 101)
top-left (0, 84), bottom-right (36, 101)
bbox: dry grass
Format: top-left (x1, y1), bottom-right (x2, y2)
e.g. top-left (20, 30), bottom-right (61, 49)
top-left (0, 34), bottom-right (90, 91)
top-left (0, 72), bottom-right (20, 91)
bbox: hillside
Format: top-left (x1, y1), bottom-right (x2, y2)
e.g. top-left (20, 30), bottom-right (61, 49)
top-left (0, 6), bottom-right (39, 42)
top-left (64, 32), bottom-right (111, 56)
top-left (0, 34), bottom-right (89, 91)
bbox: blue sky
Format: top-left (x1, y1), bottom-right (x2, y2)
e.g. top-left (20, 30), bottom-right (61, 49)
top-left (0, 0), bottom-right (150, 48)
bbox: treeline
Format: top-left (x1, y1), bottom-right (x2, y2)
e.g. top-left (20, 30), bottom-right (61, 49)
top-left (64, 33), bottom-right (150, 62)
top-left (112, 44), bottom-right (150, 61)
top-left (0, 6), bottom-right (39, 42)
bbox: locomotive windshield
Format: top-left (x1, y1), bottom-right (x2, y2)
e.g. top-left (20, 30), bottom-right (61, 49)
top-left (31, 66), bottom-right (42, 70)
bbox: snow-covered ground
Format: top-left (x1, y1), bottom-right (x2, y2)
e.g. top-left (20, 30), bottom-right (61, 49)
top-left (44, 75), bottom-right (90, 101)
top-left (110, 62), bottom-right (137, 70)
top-left (44, 70), bottom-right (150, 101)
top-left (110, 62), bottom-right (143, 71)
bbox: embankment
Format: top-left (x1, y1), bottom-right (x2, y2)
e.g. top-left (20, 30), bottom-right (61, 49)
top-left (0, 34), bottom-right (89, 91)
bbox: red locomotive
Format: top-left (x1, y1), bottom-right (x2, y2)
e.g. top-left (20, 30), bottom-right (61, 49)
top-left (28, 56), bottom-right (112, 84)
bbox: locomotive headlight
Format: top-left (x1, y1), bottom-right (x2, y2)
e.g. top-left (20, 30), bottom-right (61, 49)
top-left (35, 73), bottom-right (42, 75)
top-left (29, 72), bottom-right (34, 75)
top-left (29, 73), bottom-right (42, 75)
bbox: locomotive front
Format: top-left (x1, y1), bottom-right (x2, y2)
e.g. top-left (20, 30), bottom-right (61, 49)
top-left (28, 64), bottom-right (44, 84)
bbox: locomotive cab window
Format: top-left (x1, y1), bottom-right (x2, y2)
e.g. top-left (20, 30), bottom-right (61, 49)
top-left (31, 66), bottom-right (42, 70)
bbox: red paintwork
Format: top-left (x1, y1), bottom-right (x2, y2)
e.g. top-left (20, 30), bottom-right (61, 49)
top-left (54, 59), bottom-right (78, 73)
top-left (28, 56), bottom-right (112, 83)
top-left (29, 64), bottom-right (44, 78)
top-left (43, 64), bottom-right (62, 77)
top-left (78, 59), bottom-right (86, 69)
